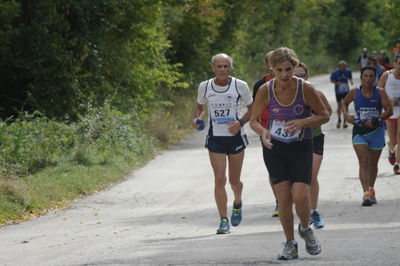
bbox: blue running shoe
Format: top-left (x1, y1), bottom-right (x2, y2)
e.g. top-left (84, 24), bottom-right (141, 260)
top-left (231, 202), bottom-right (242, 226)
top-left (310, 210), bottom-right (325, 229)
top-left (216, 217), bottom-right (230, 234)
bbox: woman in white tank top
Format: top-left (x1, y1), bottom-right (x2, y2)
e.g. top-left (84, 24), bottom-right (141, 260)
top-left (378, 55), bottom-right (400, 174)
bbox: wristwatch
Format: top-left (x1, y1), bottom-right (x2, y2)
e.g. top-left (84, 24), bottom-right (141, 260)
top-left (238, 119), bottom-right (245, 127)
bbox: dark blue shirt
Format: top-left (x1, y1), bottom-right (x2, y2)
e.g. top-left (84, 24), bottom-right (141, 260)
top-left (330, 68), bottom-right (353, 94)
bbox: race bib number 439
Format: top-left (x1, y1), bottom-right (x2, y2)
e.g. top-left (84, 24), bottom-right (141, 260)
top-left (270, 120), bottom-right (300, 143)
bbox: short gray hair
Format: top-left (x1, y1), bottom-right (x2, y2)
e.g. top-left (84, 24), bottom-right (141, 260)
top-left (211, 53), bottom-right (233, 67)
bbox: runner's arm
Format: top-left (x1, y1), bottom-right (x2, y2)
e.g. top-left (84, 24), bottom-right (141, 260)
top-left (250, 83), bottom-right (272, 148)
top-left (192, 103), bottom-right (206, 129)
top-left (378, 88), bottom-right (393, 121)
top-left (341, 89), bottom-right (356, 124)
top-left (317, 90), bottom-right (333, 116)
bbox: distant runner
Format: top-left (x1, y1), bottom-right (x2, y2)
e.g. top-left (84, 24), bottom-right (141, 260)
top-left (330, 60), bottom-right (354, 129)
top-left (252, 50), bottom-right (280, 217)
top-left (294, 63), bottom-right (332, 228)
top-left (342, 66), bottom-right (392, 206)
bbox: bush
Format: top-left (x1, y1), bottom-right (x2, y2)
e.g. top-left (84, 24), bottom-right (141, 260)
top-left (0, 113), bottom-right (76, 175)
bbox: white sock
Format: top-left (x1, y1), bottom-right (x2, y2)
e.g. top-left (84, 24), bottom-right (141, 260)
top-left (300, 225), bottom-right (309, 232)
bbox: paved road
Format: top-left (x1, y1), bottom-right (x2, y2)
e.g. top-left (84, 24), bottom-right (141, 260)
top-left (1, 74), bottom-right (400, 266)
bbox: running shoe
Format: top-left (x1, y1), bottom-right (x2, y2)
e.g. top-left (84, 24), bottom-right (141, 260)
top-left (278, 240), bottom-right (298, 260)
top-left (216, 217), bottom-right (230, 234)
top-left (394, 164), bottom-right (400, 175)
top-left (298, 224), bottom-right (321, 255)
top-left (369, 188), bottom-right (377, 204)
top-left (343, 121), bottom-right (348, 128)
top-left (310, 210), bottom-right (325, 229)
top-left (389, 151), bottom-right (396, 165)
top-left (271, 203), bottom-right (279, 217)
top-left (231, 202), bottom-right (242, 227)
top-left (362, 191), bottom-right (372, 206)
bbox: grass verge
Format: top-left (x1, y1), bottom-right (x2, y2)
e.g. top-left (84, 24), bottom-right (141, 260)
top-left (0, 95), bottom-right (196, 225)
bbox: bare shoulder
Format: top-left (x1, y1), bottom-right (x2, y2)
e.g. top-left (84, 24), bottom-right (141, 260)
top-left (302, 80), bottom-right (316, 94)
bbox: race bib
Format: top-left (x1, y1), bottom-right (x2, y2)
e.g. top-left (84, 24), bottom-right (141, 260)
top-left (359, 107), bottom-right (379, 121)
top-left (338, 82), bottom-right (349, 93)
top-left (270, 120), bottom-right (300, 143)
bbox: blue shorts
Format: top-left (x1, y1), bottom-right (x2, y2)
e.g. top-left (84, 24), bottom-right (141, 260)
top-left (205, 134), bottom-right (248, 154)
top-left (352, 126), bottom-right (385, 150)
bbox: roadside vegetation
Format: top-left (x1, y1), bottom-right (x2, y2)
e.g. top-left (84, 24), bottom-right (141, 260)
top-left (0, 0), bottom-right (398, 225)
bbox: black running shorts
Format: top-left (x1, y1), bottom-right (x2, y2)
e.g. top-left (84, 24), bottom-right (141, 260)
top-left (262, 138), bottom-right (313, 185)
top-left (335, 92), bottom-right (348, 102)
top-left (205, 134), bottom-right (248, 154)
top-left (312, 133), bottom-right (325, 156)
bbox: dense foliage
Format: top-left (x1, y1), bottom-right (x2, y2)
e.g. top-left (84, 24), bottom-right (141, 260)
top-left (1, 0), bottom-right (399, 119)
top-left (1, 0), bottom-right (399, 223)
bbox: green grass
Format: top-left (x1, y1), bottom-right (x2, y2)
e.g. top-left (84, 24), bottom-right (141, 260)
top-left (0, 95), bottom-right (196, 225)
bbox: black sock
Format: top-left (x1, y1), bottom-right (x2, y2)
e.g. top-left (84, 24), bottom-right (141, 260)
top-left (233, 201), bottom-right (242, 209)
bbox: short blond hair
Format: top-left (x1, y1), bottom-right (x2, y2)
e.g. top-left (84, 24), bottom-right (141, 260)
top-left (270, 47), bottom-right (299, 68)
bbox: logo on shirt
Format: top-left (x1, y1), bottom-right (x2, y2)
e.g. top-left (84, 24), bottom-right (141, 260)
top-left (293, 104), bottom-right (304, 115)
top-left (272, 108), bottom-right (280, 113)
top-left (225, 94), bottom-right (234, 100)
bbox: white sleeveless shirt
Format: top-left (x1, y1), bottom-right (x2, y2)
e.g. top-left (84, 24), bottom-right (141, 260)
top-left (197, 77), bottom-right (252, 136)
top-left (384, 70), bottom-right (400, 118)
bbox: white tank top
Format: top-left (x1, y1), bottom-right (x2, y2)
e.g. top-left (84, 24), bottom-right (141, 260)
top-left (384, 70), bottom-right (400, 118)
top-left (204, 78), bottom-right (245, 136)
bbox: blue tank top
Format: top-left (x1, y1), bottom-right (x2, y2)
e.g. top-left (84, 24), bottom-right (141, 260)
top-left (354, 86), bottom-right (382, 124)
top-left (267, 78), bottom-right (312, 142)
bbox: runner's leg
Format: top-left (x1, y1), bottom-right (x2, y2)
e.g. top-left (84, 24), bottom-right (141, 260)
top-left (228, 151), bottom-right (244, 205)
top-left (368, 149), bottom-right (382, 188)
top-left (310, 153), bottom-right (322, 210)
top-left (274, 181), bottom-right (294, 240)
top-left (292, 182), bottom-right (311, 228)
top-left (209, 152), bottom-right (228, 218)
top-left (353, 144), bottom-right (370, 192)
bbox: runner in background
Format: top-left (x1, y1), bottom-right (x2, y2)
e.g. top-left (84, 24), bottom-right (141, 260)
top-left (330, 60), bottom-right (354, 129)
top-left (357, 48), bottom-right (369, 70)
top-left (294, 63), bottom-right (332, 228)
top-left (342, 66), bottom-right (392, 206)
top-left (378, 55), bottom-right (400, 173)
top-left (253, 50), bottom-right (279, 217)
top-left (369, 56), bottom-right (386, 87)
top-left (192, 53), bottom-right (253, 234)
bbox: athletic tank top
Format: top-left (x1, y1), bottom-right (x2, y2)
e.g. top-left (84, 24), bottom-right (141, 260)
top-left (354, 86), bottom-right (381, 122)
top-left (267, 78), bottom-right (312, 143)
top-left (385, 70), bottom-right (400, 118)
top-left (204, 77), bottom-right (244, 137)
top-left (353, 86), bottom-right (382, 135)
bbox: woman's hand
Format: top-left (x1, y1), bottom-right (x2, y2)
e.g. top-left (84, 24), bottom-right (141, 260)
top-left (261, 129), bottom-right (273, 149)
top-left (285, 119), bottom-right (303, 135)
top-left (344, 113), bottom-right (355, 124)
